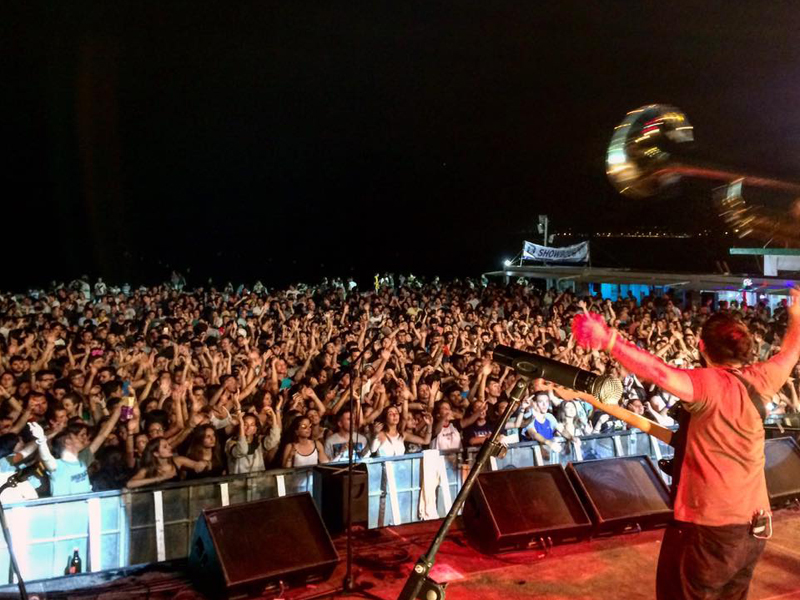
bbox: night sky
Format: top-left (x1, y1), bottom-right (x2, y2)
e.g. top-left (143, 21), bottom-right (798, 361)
top-left (5, 2), bottom-right (800, 290)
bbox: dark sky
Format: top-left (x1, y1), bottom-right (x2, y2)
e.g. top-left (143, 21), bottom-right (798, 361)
top-left (4, 2), bottom-right (800, 289)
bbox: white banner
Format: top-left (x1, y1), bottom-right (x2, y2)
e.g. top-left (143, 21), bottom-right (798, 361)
top-left (523, 240), bottom-right (589, 263)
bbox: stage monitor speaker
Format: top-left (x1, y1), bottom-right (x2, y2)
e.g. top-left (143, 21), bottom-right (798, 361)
top-left (568, 455), bottom-right (672, 534)
top-left (313, 463), bottom-right (368, 534)
top-left (188, 493), bottom-right (338, 598)
top-left (765, 437), bottom-right (800, 507)
top-left (462, 464), bottom-right (593, 553)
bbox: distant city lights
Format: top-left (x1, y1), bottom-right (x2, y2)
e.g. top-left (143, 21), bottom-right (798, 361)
top-left (552, 228), bottom-right (715, 239)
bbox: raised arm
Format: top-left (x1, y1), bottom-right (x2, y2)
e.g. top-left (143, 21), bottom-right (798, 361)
top-left (404, 412), bottom-right (432, 446)
top-left (293, 344), bottom-right (317, 382)
top-left (760, 288), bottom-right (800, 387)
top-left (125, 410), bottom-right (141, 470)
top-left (573, 313), bottom-right (695, 401)
top-left (89, 405), bottom-right (122, 455)
top-left (29, 423), bottom-right (57, 472)
top-left (126, 467), bottom-right (170, 489)
top-left (31, 336), bottom-right (56, 372)
top-left (228, 416), bottom-right (249, 459)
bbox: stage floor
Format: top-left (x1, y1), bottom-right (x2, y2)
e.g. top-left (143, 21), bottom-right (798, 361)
top-left (322, 510), bottom-right (800, 600)
top-left (7, 510), bottom-right (800, 599)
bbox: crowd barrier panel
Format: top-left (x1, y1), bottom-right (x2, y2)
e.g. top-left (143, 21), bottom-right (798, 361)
top-left (0, 429), bottom-right (674, 583)
top-left (765, 423), bottom-right (800, 443)
top-left (0, 467), bottom-right (315, 583)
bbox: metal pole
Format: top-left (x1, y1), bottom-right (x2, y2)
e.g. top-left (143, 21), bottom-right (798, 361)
top-left (397, 377), bottom-right (529, 600)
top-left (344, 325), bottom-right (378, 593)
top-left (344, 353), bottom-right (359, 591)
top-left (543, 215), bottom-right (548, 246)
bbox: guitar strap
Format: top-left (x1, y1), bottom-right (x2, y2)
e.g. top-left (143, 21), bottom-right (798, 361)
top-left (728, 370), bottom-right (768, 422)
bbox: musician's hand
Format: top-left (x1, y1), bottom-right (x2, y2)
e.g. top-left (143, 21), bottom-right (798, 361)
top-left (572, 313), bottom-right (611, 351)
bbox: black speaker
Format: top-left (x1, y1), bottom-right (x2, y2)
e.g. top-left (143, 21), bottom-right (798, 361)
top-left (313, 463), bottom-right (368, 534)
top-left (568, 455), bottom-right (672, 534)
top-left (188, 493), bottom-right (338, 598)
top-left (462, 465), bottom-right (593, 553)
top-left (765, 437), bottom-right (800, 507)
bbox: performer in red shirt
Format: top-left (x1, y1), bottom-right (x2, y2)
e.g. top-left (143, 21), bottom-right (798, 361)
top-left (572, 288), bottom-right (800, 600)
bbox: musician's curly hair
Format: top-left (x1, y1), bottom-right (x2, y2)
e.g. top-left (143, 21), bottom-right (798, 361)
top-left (700, 313), bottom-right (753, 366)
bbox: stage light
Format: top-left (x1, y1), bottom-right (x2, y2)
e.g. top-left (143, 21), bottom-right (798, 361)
top-left (504, 259), bottom-right (512, 267)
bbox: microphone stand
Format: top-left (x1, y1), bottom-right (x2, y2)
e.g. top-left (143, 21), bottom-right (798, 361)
top-left (340, 325), bottom-right (383, 600)
top-left (0, 473), bottom-right (31, 600)
top-left (397, 376), bottom-right (530, 600)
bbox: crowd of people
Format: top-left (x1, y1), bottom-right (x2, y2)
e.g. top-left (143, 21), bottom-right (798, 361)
top-left (0, 274), bottom-right (797, 500)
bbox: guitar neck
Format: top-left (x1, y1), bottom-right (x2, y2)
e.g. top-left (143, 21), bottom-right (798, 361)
top-left (559, 388), bottom-right (675, 446)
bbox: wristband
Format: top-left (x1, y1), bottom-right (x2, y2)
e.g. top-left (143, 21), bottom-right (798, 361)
top-left (605, 329), bottom-right (618, 353)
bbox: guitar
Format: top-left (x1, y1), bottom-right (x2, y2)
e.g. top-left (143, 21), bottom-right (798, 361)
top-left (555, 386), bottom-right (675, 446)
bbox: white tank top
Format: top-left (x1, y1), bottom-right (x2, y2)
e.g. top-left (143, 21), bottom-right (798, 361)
top-left (292, 443), bottom-right (320, 467)
top-left (375, 432), bottom-right (406, 457)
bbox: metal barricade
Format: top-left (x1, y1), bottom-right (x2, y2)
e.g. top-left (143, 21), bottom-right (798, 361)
top-left (0, 467), bottom-right (315, 582)
top-left (0, 429), bottom-right (674, 583)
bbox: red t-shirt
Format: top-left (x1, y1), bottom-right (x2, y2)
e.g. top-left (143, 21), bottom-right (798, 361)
top-left (680, 364), bottom-right (778, 526)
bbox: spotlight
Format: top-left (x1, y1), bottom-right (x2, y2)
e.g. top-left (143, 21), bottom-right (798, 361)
top-left (503, 259), bottom-right (512, 267)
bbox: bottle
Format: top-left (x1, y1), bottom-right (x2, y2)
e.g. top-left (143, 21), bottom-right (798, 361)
top-left (121, 380), bottom-right (134, 422)
top-left (64, 547), bottom-right (82, 575)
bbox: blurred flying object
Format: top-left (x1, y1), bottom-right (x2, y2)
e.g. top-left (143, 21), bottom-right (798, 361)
top-left (717, 183), bottom-right (800, 246)
top-left (606, 105), bottom-right (694, 198)
top-left (606, 104), bottom-right (800, 245)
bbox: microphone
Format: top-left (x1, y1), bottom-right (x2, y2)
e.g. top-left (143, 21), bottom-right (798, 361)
top-left (493, 345), bottom-right (623, 404)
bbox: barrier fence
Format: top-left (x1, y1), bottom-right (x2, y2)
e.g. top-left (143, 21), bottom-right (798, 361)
top-left (0, 430), bottom-right (674, 583)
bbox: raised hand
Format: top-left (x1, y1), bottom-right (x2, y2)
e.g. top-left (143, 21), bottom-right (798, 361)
top-left (28, 422), bottom-right (47, 445)
top-left (572, 313), bottom-right (612, 351)
top-left (127, 413), bottom-right (140, 434)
